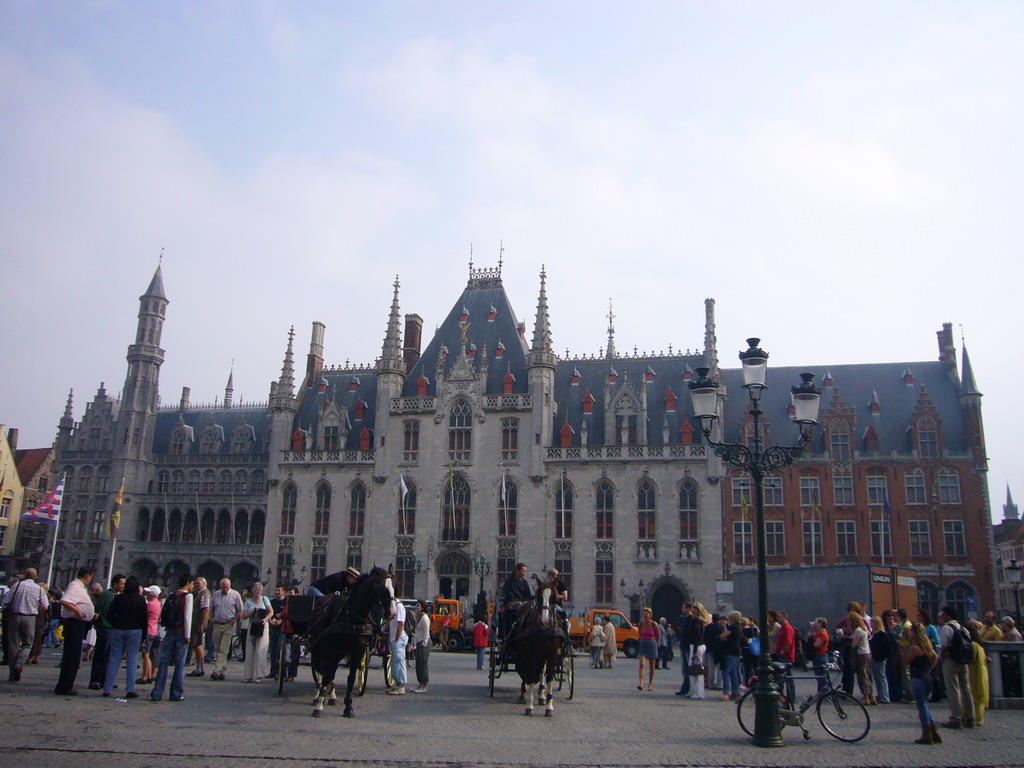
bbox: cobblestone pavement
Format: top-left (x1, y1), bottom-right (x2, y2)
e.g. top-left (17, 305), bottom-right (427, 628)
top-left (2, 646), bottom-right (1022, 768)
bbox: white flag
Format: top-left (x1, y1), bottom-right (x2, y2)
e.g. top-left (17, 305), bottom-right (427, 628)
top-left (500, 473), bottom-right (507, 504)
top-left (400, 474), bottom-right (409, 502)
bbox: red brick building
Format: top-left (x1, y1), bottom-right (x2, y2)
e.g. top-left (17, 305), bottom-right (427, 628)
top-left (722, 323), bottom-right (993, 620)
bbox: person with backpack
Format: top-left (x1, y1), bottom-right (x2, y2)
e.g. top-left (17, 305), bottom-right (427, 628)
top-left (937, 605), bottom-right (975, 729)
top-left (150, 573), bottom-right (194, 702)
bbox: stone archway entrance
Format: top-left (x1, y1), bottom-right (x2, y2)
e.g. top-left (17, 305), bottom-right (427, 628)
top-left (436, 550), bottom-right (471, 600)
top-left (649, 580), bottom-right (690, 625)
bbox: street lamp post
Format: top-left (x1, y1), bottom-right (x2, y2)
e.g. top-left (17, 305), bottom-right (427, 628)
top-left (688, 339), bottom-right (821, 748)
top-left (620, 578), bottom-right (645, 623)
top-left (1009, 560), bottom-right (1022, 625)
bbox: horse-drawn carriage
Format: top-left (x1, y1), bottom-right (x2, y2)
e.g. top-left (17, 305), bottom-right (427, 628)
top-left (488, 579), bottom-right (574, 715)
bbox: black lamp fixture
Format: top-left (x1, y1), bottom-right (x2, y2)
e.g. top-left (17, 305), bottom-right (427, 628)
top-left (689, 338), bottom-right (821, 748)
top-left (1009, 559), bottom-right (1022, 625)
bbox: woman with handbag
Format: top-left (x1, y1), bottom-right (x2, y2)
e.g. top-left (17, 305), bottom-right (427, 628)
top-left (240, 582), bottom-right (273, 683)
top-left (687, 603), bottom-right (710, 700)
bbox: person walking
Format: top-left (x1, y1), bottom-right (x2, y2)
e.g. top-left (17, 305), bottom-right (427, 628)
top-left (102, 575), bottom-right (148, 698)
top-left (209, 579), bottom-right (244, 681)
top-left (903, 622), bottom-right (941, 745)
top-left (137, 585), bottom-right (161, 685)
top-left (657, 618), bottom-right (671, 669)
top-left (150, 573), bottom-right (194, 702)
top-left (1, 568), bottom-right (49, 682)
top-left (241, 582), bottom-right (273, 683)
top-left (637, 608), bottom-right (660, 691)
top-left (412, 600), bottom-right (431, 693)
top-left (674, 601), bottom-right (693, 695)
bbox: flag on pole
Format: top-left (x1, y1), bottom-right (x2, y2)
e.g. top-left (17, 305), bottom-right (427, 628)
top-left (22, 477), bottom-right (65, 526)
top-left (399, 474), bottom-right (409, 503)
top-left (501, 473), bottom-right (507, 504)
top-left (106, 479), bottom-right (124, 539)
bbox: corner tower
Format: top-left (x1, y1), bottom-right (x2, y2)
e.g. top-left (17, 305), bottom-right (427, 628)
top-left (526, 266), bottom-right (558, 477)
top-left (118, 265), bottom-right (168, 459)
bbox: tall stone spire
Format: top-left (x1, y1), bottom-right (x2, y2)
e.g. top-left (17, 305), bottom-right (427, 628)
top-left (703, 298), bottom-right (719, 377)
top-left (224, 365), bottom-right (234, 409)
top-left (145, 263), bottom-right (167, 301)
top-left (279, 326), bottom-right (295, 397)
top-left (530, 266), bottom-right (553, 354)
top-left (606, 300), bottom-right (616, 360)
top-left (1005, 485), bottom-right (1020, 521)
top-left (959, 345), bottom-right (981, 397)
top-left (377, 275), bottom-right (404, 376)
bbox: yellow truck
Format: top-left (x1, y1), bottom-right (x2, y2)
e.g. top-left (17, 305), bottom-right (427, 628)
top-left (568, 608), bottom-right (640, 657)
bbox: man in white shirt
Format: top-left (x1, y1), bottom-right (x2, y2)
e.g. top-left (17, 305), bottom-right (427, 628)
top-left (55, 566), bottom-right (96, 695)
top-left (2, 568), bottom-right (49, 682)
top-left (209, 578), bottom-right (244, 681)
top-left (150, 573), bottom-right (194, 702)
top-left (387, 599), bottom-right (408, 695)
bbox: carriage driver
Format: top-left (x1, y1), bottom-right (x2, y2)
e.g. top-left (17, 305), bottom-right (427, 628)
top-left (307, 567), bottom-right (360, 597)
top-left (500, 563), bottom-right (532, 639)
top-left (544, 568), bottom-right (570, 639)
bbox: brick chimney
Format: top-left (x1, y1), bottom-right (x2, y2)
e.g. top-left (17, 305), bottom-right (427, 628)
top-left (403, 314), bottom-right (423, 374)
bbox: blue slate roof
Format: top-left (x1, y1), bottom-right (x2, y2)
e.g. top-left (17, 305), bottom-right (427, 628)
top-left (294, 371), bottom-right (379, 449)
top-left (402, 277), bottom-right (529, 397)
top-left (151, 406), bottom-right (273, 455)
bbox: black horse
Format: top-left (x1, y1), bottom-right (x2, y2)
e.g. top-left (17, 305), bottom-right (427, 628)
top-left (309, 565), bottom-right (396, 718)
top-left (513, 576), bottom-right (564, 717)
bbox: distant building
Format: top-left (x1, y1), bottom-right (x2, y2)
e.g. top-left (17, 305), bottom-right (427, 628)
top-left (48, 263), bottom-right (996, 620)
top-left (13, 443), bottom-right (59, 577)
top-left (993, 487), bottom-right (1023, 619)
top-left (0, 425), bottom-right (25, 578)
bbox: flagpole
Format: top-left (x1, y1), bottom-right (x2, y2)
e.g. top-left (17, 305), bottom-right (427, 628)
top-left (44, 472), bottom-right (66, 585)
top-left (107, 477), bottom-right (125, 588)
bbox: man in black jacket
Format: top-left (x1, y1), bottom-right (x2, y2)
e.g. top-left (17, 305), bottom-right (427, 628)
top-left (674, 601), bottom-right (693, 696)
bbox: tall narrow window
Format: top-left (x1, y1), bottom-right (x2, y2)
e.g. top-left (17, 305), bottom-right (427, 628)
top-left (442, 474), bottom-right (470, 542)
top-left (281, 484), bottom-right (296, 536)
top-left (799, 476), bottom-right (820, 507)
top-left (833, 473), bottom-right (854, 506)
top-left (398, 478), bottom-right (416, 536)
top-left (595, 554), bottom-right (613, 605)
top-left (311, 551), bottom-right (327, 583)
top-left (918, 417), bottom-right (939, 458)
top-left (202, 471), bottom-right (215, 494)
top-left (830, 420), bottom-right (851, 459)
top-left (836, 520), bottom-right (857, 557)
top-left (943, 519), bottom-right (966, 556)
top-left (554, 478), bottom-right (573, 540)
top-left (637, 479), bottom-right (656, 540)
top-left (938, 469), bottom-right (961, 504)
top-left (732, 475), bottom-right (752, 507)
top-left (314, 484), bottom-right (331, 537)
top-left (348, 483), bottom-right (365, 537)
top-left (497, 476), bottom-right (517, 537)
top-left (403, 421), bottom-right (419, 462)
top-left (765, 520), bottom-right (785, 556)
top-left (679, 481), bottom-right (698, 541)
top-left (802, 520), bottom-right (822, 560)
top-left (323, 426), bottom-right (340, 451)
top-left (870, 520), bottom-right (891, 559)
top-left (733, 521), bottom-right (752, 562)
top-left (614, 414), bottom-right (638, 445)
top-left (866, 474), bottom-right (888, 507)
top-left (595, 480), bottom-right (614, 540)
top-left (909, 520), bottom-right (931, 556)
top-left (905, 469), bottom-right (926, 504)
top-left (448, 400), bottom-right (472, 462)
top-left (763, 474), bottom-right (783, 506)
top-left (501, 418), bottom-right (519, 462)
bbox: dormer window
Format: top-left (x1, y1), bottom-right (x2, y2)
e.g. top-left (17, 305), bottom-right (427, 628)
top-left (459, 306), bottom-right (469, 323)
top-left (503, 370), bottom-right (515, 395)
top-left (359, 426), bottom-right (372, 450)
top-left (645, 368), bottom-right (654, 383)
top-left (349, 378), bottom-right (359, 392)
top-left (468, 343), bottom-right (476, 359)
top-left (570, 368), bottom-right (580, 385)
top-left (495, 341), bottom-right (505, 359)
top-left (291, 428), bottom-right (305, 451)
top-left (664, 388), bottom-right (677, 412)
top-left (582, 391), bottom-right (595, 414)
top-left (682, 366), bottom-right (692, 382)
top-left (608, 368), bottom-right (617, 384)
top-left (488, 305), bottom-right (496, 322)
top-left (416, 376), bottom-right (429, 396)
top-left (680, 420), bottom-right (694, 445)
top-left (354, 399), bottom-right (366, 420)
top-left (560, 422), bottom-right (574, 447)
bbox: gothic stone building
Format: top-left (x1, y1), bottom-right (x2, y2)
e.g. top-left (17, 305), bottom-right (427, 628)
top-left (49, 264), bottom-right (995, 622)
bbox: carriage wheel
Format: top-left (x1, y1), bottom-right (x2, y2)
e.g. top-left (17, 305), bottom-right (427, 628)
top-left (276, 639), bottom-right (288, 695)
top-left (355, 644), bottom-right (371, 696)
top-left (382, 645), bottom-right (395, 689)
top-left (488, 639), bottom-right (498, 697)
top-left (565, 644), bottom-right (574, 700)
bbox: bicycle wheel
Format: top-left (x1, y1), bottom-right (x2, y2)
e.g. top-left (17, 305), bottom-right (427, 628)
top-left (736, 689), bottom-right (756, 737)
top-left (816, 691), bottom-right (870, 742)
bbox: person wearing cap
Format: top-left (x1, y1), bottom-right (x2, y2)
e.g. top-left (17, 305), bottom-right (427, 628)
top-left (138, 585), bottom-right (162, 685)
top-left (307, 567), bottom-right (360, 597)
top-left (210, 578), bottom-right (243, 681)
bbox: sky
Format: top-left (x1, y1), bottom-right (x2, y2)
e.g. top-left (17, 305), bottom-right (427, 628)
top-left (1, 2), bottom-right (1021, 521)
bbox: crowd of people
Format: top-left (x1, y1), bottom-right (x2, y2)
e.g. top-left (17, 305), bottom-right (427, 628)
top-left (4, 563), bottom-right (1022, 745)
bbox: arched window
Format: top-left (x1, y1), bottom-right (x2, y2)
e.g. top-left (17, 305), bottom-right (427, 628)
top-left (151, 508), bottom-right (166, 542)
top-left (187, 470), bottom-right (200, 493)
top-left (281, 484), bottom-right (296, 536)
top-left (554, 478), bottom-right (573, 540)
top-left (137, 508), bottom-right (151, 542)
top-left (595, 480), bottom-right (614, 540)
top-left (170, 429), bottom-right (186, 455)
top-left (917, 580), bottom-right (940, 622)
top-left (182, 509), bottom-right (198, 543)
top-left (202, 470), bottom-right (215, 494)
top-left (498, 476), bottom-right (517, 537)
top-left (442, 473), bottom-right (471, 542)
top-left (96, 466), bottom-right (111, 493)
top-left (315, 484), bottom-right (332, 537)
top-left (200, 509), bottom-right (215, 543)
top-left (448, 399), bottom-right (472, 461)
top-left (403, 421), bottom-right (420, 461)
top-left (679, 480), bottom-right (699, 541)
top-left (637, 479), bottom-right (656, 541)
top-left (945, 580), bottom-right (975, 624)
top-left (167, 509), bottom-right (182, 542)
top-left (398, 477), bottom-right (416, 536)
top-left (235, 509), bottom-right (249, 544)
top-left (501, 418), bottom-right (519, 461)
top-left (78, 466), bottom-right (93, 493)
top-left (348, 483), bottom-right (365, 537)
top-left (200, 429), bottom-right (219, 455)
top-left (171, 470), bottom-right (184, 493)
top-left (234, 470), bottom-right (248, 494)
top-left (251, 470), bottom-right (265, 495)
top-left (249, 510), bottom-right (265, 544)
top-left (219, 471), bottom-right (232, 494)
top-left (215, 509), bottom-right (231, 544)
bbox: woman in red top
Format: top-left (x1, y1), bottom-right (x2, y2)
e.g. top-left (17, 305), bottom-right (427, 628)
top-left (810, 617), bottom-right (830, 692)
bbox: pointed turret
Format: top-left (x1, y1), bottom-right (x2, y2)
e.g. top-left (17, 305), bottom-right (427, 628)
top-left (703, 298), bottom-right (719, 377)
top-left (959, 346), bottom-right (982, 398)
top-left (56, 389), bottom-right (75, 451)
top-left (276, 327), bottom-right (295, 401)
top-left (606, 300), bottom-right (616, 360)
top-left (119, 263), bottom-right (168, 458)
top-left (530, 266), bottom-right (553, 355)
top-left (224, 365), bottom-right (234, 409)
top-left (377, 276), bottom-right (405, 376)
top-left (145, 264), bottom-right (167, 301)
top-left (1005, 485), bottom-right (1020, 522)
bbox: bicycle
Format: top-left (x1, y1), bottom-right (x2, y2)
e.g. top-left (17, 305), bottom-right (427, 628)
top-left (736, 661), bottom-right (870, 742)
